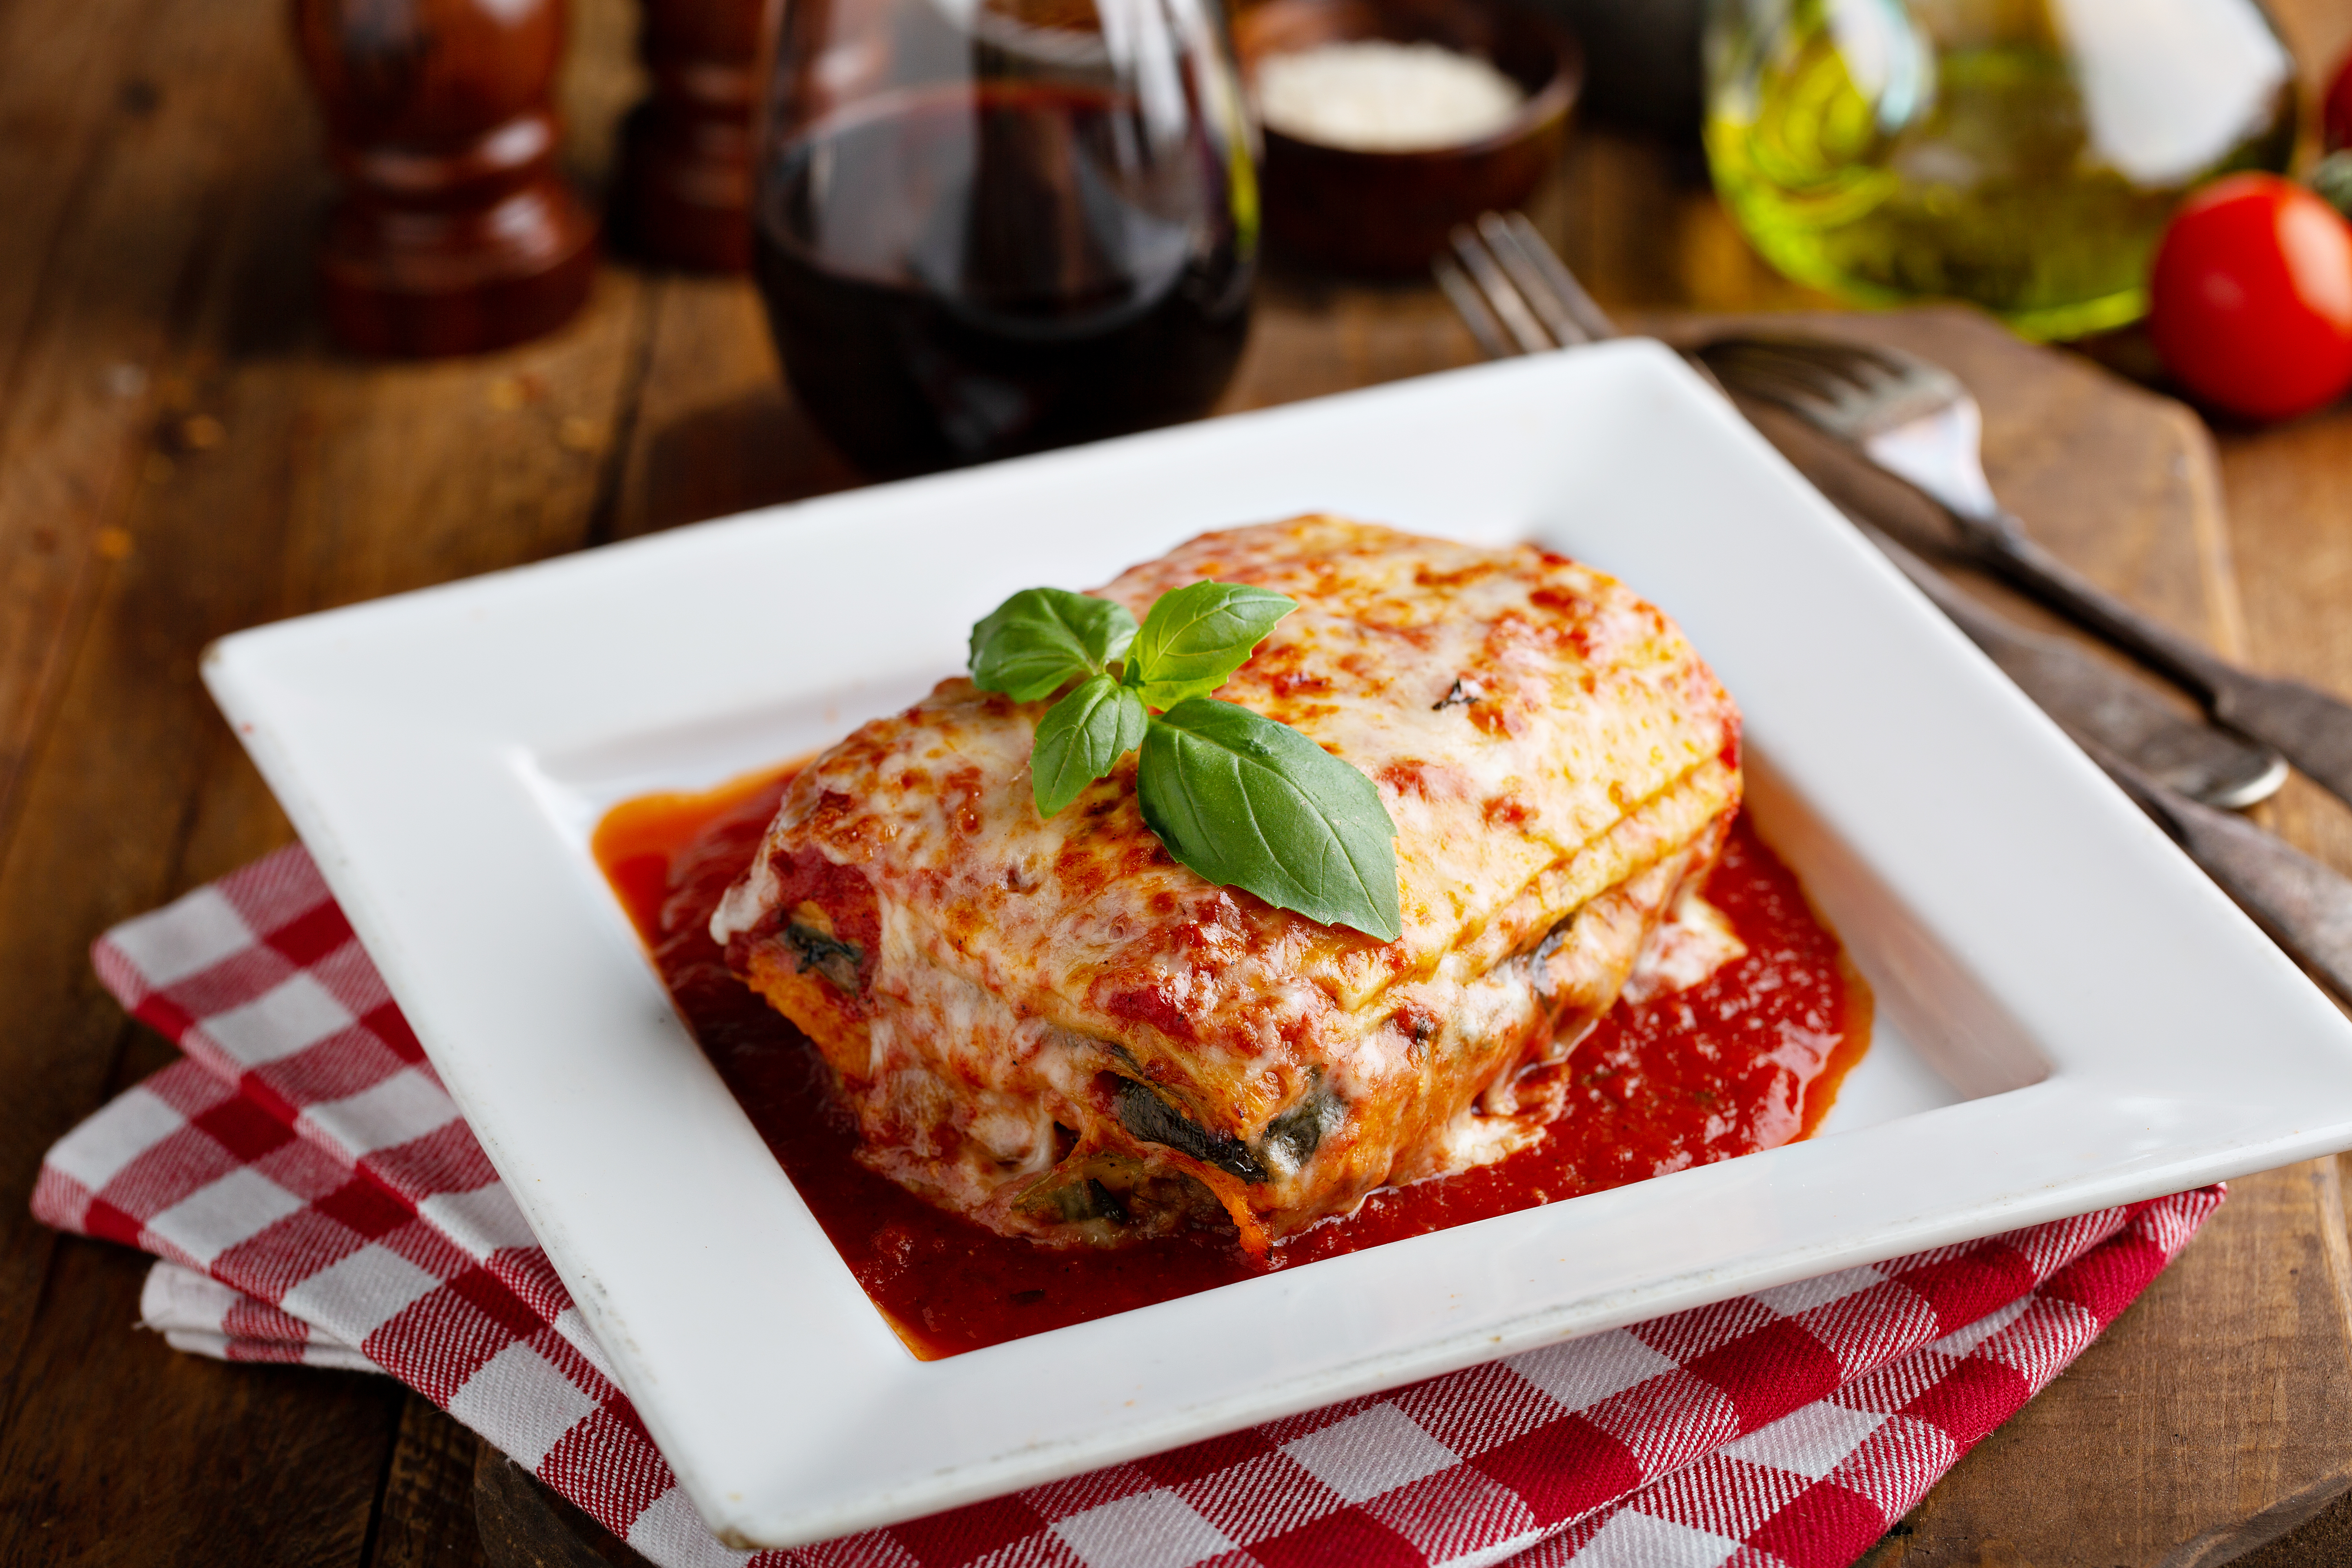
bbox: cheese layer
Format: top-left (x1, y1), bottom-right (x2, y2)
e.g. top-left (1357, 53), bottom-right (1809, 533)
top-left (713, 517), bottom-right (1743, 1248)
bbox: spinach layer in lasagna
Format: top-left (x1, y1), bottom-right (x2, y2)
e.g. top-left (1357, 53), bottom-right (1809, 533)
top-left (711, 518), bottom-right (1743, 1251)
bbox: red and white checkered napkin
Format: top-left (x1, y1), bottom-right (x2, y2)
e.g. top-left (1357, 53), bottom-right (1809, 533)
top-left (31, 845), bottom-right (2221, 1568)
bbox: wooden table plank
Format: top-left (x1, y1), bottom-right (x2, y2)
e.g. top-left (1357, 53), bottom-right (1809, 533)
top-left (0, 0), bottom-right (315, 854)
top-left (0, 25), bottom-right (327, 1406)
top-left (0, 0), bottom-right (163, 397)
top-left (0, 236), bottom-right (396, 1567)
top-left (0, 1238), bottom-right (402, 1568)
top-left (372, 1393), bottom-right (489, 1568)
top-left (0, 3), bottom-right (655, 1562)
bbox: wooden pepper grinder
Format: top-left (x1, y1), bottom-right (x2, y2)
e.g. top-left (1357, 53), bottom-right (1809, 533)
top-left (294, 0), bottom-right (600, 356)
top-left (612, 0), bottom-right (765, 270)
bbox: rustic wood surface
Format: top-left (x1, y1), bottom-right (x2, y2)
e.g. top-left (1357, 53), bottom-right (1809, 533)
top-left (8, 0), bottom-right (2352, 1563)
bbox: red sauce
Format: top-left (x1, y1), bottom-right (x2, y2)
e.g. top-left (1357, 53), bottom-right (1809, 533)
top-left (594, 766), bottom-right (1871, 1359)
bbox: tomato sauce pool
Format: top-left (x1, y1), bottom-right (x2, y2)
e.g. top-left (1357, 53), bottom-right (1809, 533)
top-left (594, 765), bottom-right (1871, 1360)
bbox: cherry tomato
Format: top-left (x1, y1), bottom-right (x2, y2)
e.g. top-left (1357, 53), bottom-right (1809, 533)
top-left (2148, 173), bottom-right (2352, 423)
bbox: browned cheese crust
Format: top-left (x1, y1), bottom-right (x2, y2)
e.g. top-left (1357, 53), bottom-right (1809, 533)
top-left (712, 517), bottom-right (1743, 1250)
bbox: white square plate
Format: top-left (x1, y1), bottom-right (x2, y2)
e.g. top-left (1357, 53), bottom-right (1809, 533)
top-left (204, 342), bottom-right (2352, 1549)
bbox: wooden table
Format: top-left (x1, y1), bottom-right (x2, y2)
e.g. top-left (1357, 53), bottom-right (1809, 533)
top-left (11, 0), bottom-right (2352, 1564)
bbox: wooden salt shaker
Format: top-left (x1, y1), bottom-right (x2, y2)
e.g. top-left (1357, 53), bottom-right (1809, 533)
top-left (612, 0), bottom-right (764, 270)
top-left (294, 0), bottom-right (600, 356)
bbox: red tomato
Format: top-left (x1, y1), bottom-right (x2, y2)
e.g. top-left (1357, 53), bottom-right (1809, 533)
top-left (2148, 173), bottom-right (2352, 423)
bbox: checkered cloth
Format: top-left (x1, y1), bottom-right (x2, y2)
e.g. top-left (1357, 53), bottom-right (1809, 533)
top-left (32, 844), bottom-right (2220, 1568)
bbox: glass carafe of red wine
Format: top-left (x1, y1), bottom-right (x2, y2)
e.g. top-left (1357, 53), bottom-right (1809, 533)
top-left (755, 0), bottom-right (1259, 477)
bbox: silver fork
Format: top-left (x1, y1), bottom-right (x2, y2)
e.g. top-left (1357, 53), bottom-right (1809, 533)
top-left (1691, 332), bottom-right (2352, 817)
top-left (1434, 213), bottom-right (1617, 356)
top-left (1440, 215), bottom-right (2352, 1000)
top-left (1439, 215), bottom-right (2283, 813)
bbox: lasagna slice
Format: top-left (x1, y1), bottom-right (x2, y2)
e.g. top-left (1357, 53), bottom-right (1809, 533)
top-left (712, 517), bottom-right (1742, 1251)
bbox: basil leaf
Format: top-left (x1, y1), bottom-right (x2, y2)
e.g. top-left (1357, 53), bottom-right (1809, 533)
top-left (970, 588), bottom-right (1140, 703)
top-left (1125, 582), bottom-right (1296, 710)
top-left (1032, 675), bottom-right (1149, 817)
top-left (1137, 698), bottom-right (1401, 941)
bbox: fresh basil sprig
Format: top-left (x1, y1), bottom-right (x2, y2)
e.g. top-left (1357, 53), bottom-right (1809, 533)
top-left (1120, 581), bottom-right (1296, 709)
top-left (969, 581), bottom-right (1402, 941)
top-left (969, 588), bottom-right (1138, 703)
top-left (1031, 673), bottom-right (1149, 817)
top-left (1138, 698), bottom-right (1400, 938)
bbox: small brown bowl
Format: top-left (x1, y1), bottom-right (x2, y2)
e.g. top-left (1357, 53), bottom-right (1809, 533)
top-left (1233, 0), bottom-right (1581, 277)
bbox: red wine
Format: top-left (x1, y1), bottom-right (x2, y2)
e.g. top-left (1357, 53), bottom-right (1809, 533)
top-left (754, 82), bottom-right (1255, 477)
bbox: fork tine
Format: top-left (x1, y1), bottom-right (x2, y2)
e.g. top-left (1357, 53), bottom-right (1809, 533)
top-left (1704, 334), bottom-right (1971, 439)
top-left (1433, 254), bottom-right (1515, 361)
top-left (1449, 225), bottom-right (1555, 355)
top-left (1476, 213), bottom-right (1591, 348)
top-left (1499, 212), bottom-right (1619, 343)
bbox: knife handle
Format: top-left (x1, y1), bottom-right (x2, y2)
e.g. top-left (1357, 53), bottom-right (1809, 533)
top-left (1958, 517), bottom-right (2230, 699)
top-left (1964, 516), bottom-right (2352, 811)
top-left (1847, 520), bottom-right (2284, 809)
top-left (2094, 747), bottom-right (2352, 1005)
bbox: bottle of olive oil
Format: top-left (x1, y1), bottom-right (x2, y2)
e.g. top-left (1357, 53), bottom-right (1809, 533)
top-left (1704, 0), bottom-right (2295, 339)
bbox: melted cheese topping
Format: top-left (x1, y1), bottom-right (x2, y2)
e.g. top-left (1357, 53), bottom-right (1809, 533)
top-left (715, 517), bottom-right (1743, 1247)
